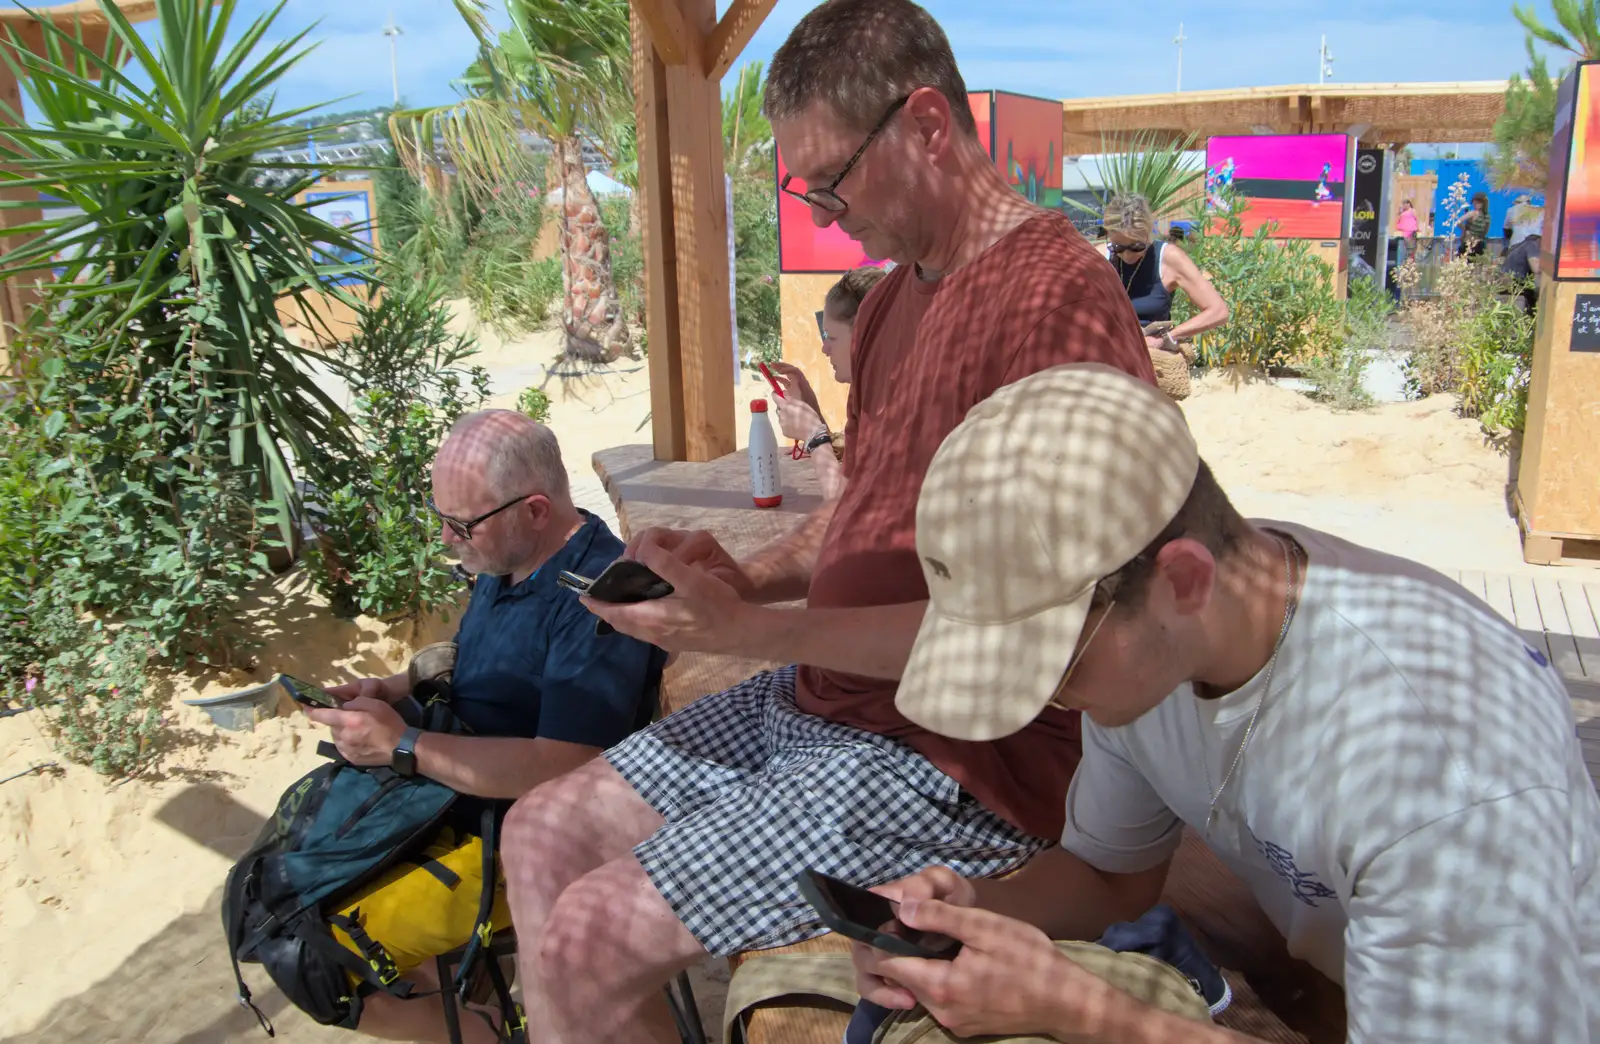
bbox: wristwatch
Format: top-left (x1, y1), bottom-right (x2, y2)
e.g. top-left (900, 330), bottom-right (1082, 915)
top-left (391, 726), bottom-right (422, 778)
top-left (804, 429), bottom-right (834, 454)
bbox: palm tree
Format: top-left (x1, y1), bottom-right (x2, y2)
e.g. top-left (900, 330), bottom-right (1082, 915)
top-left (1064, 130), bottom-right (1204, 227)
top-left (396, 0), bottom-right (633, 362)
top-left (723, 60), bottom-right (772, 173)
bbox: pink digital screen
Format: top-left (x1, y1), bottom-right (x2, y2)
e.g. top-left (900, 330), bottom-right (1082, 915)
top-left (1204, 134), bottom-right (1349, 239)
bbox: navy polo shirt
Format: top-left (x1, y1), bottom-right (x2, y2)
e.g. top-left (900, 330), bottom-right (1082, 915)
top-left (450, 511), bottom-right (663, 747)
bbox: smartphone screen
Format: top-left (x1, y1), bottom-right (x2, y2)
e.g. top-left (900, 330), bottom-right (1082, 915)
top-left (798, 870), bottom-right (961, 960)
top-left (280, 674), bottom-right (341, 709)
top-left (584, 559), bottom-right (674, 604)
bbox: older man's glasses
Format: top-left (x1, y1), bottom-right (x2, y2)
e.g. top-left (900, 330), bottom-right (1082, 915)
top-left (779, 95), bottom-right (911, 214)
top-left (427, 494), bottom-right (532, 541)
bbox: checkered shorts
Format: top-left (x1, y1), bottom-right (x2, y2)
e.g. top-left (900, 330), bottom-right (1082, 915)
top-left (603, 665), bottom-right (1048, 956)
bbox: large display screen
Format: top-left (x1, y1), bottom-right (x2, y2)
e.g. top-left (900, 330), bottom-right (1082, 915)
top-left (1552, 61), bottom-right (1600, 279)
top-left (1204, 133), bottom-right (1349, 239)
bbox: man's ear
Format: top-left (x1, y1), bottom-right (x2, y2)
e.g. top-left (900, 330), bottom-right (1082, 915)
top-left (525, 494), bottom-right (553, 530)
top-left (904, 85), bottom-right (954, 162)
top-left (1154, 538), bottom-right (1217, 615)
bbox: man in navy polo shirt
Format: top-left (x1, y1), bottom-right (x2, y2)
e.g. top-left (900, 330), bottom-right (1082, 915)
top-left (307, 409), bottom-right (664, 1043)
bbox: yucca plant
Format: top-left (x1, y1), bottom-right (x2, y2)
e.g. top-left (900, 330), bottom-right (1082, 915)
top-left (1065, 129), bottom-right (1205, 225)
top-left (0, 0), bottom-right (372, 534)
top-left (394, 0), bottom-right (634, 362)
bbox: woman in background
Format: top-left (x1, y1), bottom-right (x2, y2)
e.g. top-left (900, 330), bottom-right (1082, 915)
top-left (1460, 192), bottom-right (1491, 258)
top-left (768, 266), bottom-right (885, 501)
top-left (1100, 193), bottom-right (1229, 356)
top-left (1394, 198), bottom-right (1420, 268)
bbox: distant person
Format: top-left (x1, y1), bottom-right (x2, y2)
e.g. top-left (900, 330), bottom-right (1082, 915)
top-left (1504, 193), bottom-right (1542, 247)
top-left (1502, 232), bottom-right (1542, 314)
top-left (1459, 192), bottom-right (1491, 258)
top-left (1394, 198), bottom-right (1420, 268)
top-left (769, 265), bottom-right (887, 501)
top-left (1101, 193), bottom-right (1229, 355)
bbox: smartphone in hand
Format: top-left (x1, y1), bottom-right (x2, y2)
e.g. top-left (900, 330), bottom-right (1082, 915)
top-left (796, 869), bottom-right (962, 960)
top-left (557, 559), bottom-right (674, 603)
top-left (279, 673), bottom-right (341, 709)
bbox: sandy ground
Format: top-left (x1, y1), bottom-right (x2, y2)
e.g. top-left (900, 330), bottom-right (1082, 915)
top-left (3, 309), bottom-right (1596, 1044)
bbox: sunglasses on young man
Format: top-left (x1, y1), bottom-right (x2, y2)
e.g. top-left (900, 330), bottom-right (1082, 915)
top-left (779, 95), bottom-right (911, 213)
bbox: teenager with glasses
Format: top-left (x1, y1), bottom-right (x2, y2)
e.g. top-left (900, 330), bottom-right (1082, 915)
top-left (852, 365), bottom-right (1599, 1043)
top-left (1100, 193), bottom-right (1229, 357)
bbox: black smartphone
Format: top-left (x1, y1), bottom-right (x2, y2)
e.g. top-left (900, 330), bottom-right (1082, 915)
top-left (557, 559), bottom-right (674, 603)
top-left (279, 673), bottom-right (341, 709)
top-left (796, 869), bottom-right (962, 960)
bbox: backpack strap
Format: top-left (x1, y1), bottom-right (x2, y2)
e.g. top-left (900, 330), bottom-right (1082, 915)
top-left (222, 844), bottom-right (280, 1037)
top-left (451, 806), bottom-right (501, 1001)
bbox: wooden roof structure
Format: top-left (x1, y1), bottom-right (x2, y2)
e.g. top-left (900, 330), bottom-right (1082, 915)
top-left (1061, 81), bottom-right (1508, 154)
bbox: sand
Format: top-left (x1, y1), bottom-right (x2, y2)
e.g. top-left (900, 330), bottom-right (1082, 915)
top-left (3, 312), bottom-right (1596, 1042)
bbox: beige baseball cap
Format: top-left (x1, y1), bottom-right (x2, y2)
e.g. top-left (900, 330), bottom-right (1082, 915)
top-left (895, 363), bottom-right (1200, 742)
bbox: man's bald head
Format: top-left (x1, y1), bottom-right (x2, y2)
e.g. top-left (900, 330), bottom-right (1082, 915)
top-left (439, 409), bottom-right (571, 505)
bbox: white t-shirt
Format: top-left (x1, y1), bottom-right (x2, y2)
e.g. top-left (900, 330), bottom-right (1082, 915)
top-left (1061, 522), bottom-right (1600, 1042)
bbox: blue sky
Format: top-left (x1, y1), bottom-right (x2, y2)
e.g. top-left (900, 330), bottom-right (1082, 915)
top-left (58, 0), bottom-right (1554, 119)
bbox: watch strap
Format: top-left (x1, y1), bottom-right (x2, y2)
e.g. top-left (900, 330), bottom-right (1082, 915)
top-left (804, 429), bottom-right (834, 453)
top-left (392, 726), bottom-right (422, 777)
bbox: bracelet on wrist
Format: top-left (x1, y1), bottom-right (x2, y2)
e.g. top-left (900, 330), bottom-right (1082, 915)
top-left (804, 429), bottom-right (834, 453)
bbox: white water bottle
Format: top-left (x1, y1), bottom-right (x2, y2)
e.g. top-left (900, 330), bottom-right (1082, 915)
top-left (748, 399), bottom-right (783, 508)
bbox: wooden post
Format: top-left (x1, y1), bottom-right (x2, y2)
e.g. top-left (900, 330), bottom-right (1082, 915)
top-left (1515, 279), bottom-right (1600, 563)
top-left (662, 0), bottom-right (735, 461)
top-left (632, 5), bottom-right (686, 461)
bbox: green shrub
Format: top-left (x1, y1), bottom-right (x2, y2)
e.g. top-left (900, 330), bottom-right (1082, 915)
top-left (304, 281), bottom-right (490, 620)
top-left (457, 187), bottom-right (561, 337)
top-left (731, 170), bottom-right (781, 364)
top-left (1175, 191), bottom-right (1342, 371)
top-left (1399, 256), bottom-right (1534, 432)
top-left (517, 386), bottom-right (552, 424)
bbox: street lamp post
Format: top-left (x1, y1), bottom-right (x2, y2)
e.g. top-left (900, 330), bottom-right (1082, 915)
top-left (1174, 22), bottom-right (1186, 92)
top-left (382, 13), bottom-right (403, 106)
top-left (1319, 34), bottom-right (1335, 84)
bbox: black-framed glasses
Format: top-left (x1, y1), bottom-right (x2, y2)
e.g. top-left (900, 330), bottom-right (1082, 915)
top-left (427, 494), bottom-right (534, 541)
top-left (779, 95), bottom-right (911, 214)
top-left (1109, 241), bottom-right (1150, 255)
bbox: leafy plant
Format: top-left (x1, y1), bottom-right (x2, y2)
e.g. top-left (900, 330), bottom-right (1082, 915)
top-left (1491, 38), bottom-right (1561, 191)
top-left (1398, 255), bottom-right (1534, 432)
top-left (1174, 190), bottom-right (1342, 371)
top-left (517, 386), bottom-right (552, 423)
top-left (459, 187), bottom-right (561, 336)
top-left (303, 279), bottom-right (489, 619)
top-left (1065, 130), bottom-right (1204, 224)
top-left (724, 61), bottom-right (773, 173)
top-left (1302, 277), bottom-right (1393, 410)
top-left (731, 168), bottom-right (781, 364)
top-left (0, 0), bottom-right (376, 536)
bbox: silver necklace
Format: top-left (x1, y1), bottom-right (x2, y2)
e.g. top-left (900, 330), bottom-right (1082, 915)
top-left (1198, 534), bottom-right (1300, 834)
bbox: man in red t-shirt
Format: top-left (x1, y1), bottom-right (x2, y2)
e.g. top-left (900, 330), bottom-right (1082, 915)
top-left (496, 2), bottom-right (1155, 1039)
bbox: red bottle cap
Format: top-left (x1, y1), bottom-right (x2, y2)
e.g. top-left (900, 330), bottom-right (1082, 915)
top-left (751, 399), bottom-right (768, 412)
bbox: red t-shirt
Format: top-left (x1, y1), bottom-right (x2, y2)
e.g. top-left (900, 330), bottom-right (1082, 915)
top-left (795, 212), bottom-right (1156, 840)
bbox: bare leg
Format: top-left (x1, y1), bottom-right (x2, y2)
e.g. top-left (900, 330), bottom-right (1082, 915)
top-left (539, 855), bottom-right (709, 1043)
top-left (501, 758), bottom-right (665, 1043)
top-left (357, 960), bottom-right (499, 1044)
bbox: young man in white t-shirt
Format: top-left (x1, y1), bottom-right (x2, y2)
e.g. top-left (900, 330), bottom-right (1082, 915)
top-left (848, 363), bottom-right (1600, 1042)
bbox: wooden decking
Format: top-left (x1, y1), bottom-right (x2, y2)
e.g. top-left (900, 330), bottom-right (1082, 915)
top-left (1452, 569), bottom-right (1600, 790)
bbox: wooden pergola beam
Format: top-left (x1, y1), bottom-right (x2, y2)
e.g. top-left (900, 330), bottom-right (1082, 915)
top-left (706, 0), bottom-right (778, 81)
top-left (1062, 81), bottom-right (1507, 155)
top-left (631, 0), bottom-right (697, 69)
top-left (630, 0), bottom-right (776, 461)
